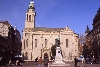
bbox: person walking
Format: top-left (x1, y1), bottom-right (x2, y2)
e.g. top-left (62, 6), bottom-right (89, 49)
top-left (16, 60), bottom-right (19, 66)
top-left (38, 57), bottom-right (42, 67)
top-left (35, 57), bottom-right (38, 65)
top-left (74, 57), bottom-right (77, 67)
top-left (8, 59), bottom-right (12, 66)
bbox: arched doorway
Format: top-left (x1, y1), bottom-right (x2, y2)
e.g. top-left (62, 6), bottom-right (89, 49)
top-left (44, 52), bottom-right (49, 65)
top-left (42, 47), bottom-right (51, 60)
top-left (24, 52), bottom-right (28, 60)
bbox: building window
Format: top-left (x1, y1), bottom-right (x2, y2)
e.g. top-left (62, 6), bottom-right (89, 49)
top-left (66, 39), bottom-right (68, 47)
top-left (24, 40), bottom-right (25, 49)
top-left (35, 39), bottom-right (37, 47)
top-left (25, 52), bottom-right (28, 56)
top-left (45, 39), bottom-right (47, 47)
top-left (32, 35), bottom-right (33, 49)
top-left (29, 15), bottom-right (31, 21)
top-left (25, 52), bottom-right (28, 60)
top-left (31, 52), bottom-right (32, 60)
top-left (27, 14), bottom-right (28, 21)
top-left (32, 40), bottom-right (33, 49)
top-left (26, 39), bottom-right (28, 47)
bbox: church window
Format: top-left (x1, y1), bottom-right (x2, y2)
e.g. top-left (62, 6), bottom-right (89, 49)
top-left (66, 39), bottom-right (68, 47)
top-left (27, 14), bottom-right (28, 21)
top-left (45, 39), bottom-right (47, 47)
top-left (32, 35), bottom-right (33, 49)
top-left (26, 39), bottom-right (28, 47)
top-left (25, 52), bottom-right (28, 56)
top-left (29, 15), bottom-right (31, 21)
top-left (35, 39), bottom-right (37, 47)
top-left (31, 52), bottom-right (32, 60)
top-left (25, 52), bottom-right (28, 60)
top-left (32, 40), bottom-right (33, 49)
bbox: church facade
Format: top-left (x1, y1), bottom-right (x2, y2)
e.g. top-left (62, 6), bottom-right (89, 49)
top-left (22, 1), bottom-right (79, 62)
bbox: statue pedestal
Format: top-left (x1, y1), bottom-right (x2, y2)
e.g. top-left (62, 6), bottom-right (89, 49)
top-left (50, 47), bottom-right (70, 67)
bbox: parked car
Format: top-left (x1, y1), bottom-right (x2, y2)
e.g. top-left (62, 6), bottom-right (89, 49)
top-left (78, 56), bottom-right (85, 62)
top-left (85, 58), bottom-right (90, 64)
top-left (85, 58), bottom-right (97, 64)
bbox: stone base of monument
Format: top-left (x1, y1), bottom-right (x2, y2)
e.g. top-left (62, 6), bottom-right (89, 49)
top-left (49, 47), bottom-right (70, 67)
top-left (49, 61), bottom-right (70, 66)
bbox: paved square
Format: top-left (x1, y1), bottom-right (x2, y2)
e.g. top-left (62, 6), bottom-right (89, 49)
top-left (3, 62), bottom-right (100, 67)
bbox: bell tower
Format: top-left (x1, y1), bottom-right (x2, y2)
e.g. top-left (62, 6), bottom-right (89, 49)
top-left (25, 0), bottom-right (36, 28)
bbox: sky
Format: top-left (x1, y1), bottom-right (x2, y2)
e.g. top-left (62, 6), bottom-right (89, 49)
top-left (0, 0), bottom-right (100, 36)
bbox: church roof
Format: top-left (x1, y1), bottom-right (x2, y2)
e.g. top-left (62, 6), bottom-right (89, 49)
top-left (24, 27), bottom-right (64, 32)
top-left (0, 20), bottom-right (10, 26)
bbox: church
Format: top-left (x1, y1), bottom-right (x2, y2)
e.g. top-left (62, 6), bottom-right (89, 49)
top-left (22, 0), bottom-right (79, 62)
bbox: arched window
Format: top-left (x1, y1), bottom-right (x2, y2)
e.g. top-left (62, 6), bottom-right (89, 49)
top-left (29, 15), bottom-right (31, 21)
top-left (26, 39), bottom-right (28, 47)
top-left (31, 52), bottom-right (32, 60)
top-left (25, 52), bottom-right (28, 60)
top-left (66, 39), bottom-right (68, 47)
top-left (32, 35), bottom-right (33, 49)
top-left (45, 39), bottom-right (47, 47)
top-left (27, 14), bottom-right (28, 21)
top-left (32, 40), bottom-right (33, 49)
top-left (35, 39), bottom-right (37, 47)
top-left (25, 52), bottom-right (28, 56)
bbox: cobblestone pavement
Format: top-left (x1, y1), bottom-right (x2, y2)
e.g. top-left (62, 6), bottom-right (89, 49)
top-left (2, 62), bottom-right (100, 67)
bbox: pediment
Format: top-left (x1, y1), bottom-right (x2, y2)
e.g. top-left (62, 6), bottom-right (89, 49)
top-left (60, 26), bottom-right (73, 32)
top-left (23, 28), bottom-right (32, 32)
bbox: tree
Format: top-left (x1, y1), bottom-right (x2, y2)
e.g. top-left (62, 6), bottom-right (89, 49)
top-left (79, 33), bottom-right (85, 44)
top-left (78, 33), bottom-right (85, 55)
top-left (82, 43), bottom-right (89, 58)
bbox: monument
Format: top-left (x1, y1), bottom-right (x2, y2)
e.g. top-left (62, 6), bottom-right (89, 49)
top-left (50, 47), bottom-right (70, 66)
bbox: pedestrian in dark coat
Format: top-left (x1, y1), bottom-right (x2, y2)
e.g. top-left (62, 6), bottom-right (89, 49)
top-left (38, 57), bottom-right (42, 67)
top-left (35, 57), bottom-right (38, 65)
top-left (74, 57), bottom-right (77, 67)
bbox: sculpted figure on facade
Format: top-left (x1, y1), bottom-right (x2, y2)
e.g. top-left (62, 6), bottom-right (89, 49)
top-left (29, 1), bottom-right (34, 8)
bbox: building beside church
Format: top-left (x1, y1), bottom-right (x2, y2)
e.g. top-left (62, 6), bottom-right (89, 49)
top-left (22, 1), bottom-right (79, 62)
top-left (85, 8), bottom-right (100, 58)
top-left (0, 20), bottom-right (21, 63)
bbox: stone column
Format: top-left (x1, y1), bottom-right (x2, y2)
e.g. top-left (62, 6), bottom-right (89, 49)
top-left (50, 33), bottom-right (52, 47)
top-left (40, 34), bottom-right (43, 48)
top-left (29, 34), bottom-right (32, 49)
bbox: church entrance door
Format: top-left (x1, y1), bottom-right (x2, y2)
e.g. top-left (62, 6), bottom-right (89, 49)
top-left (44, 53), bottom-right (49, 65)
